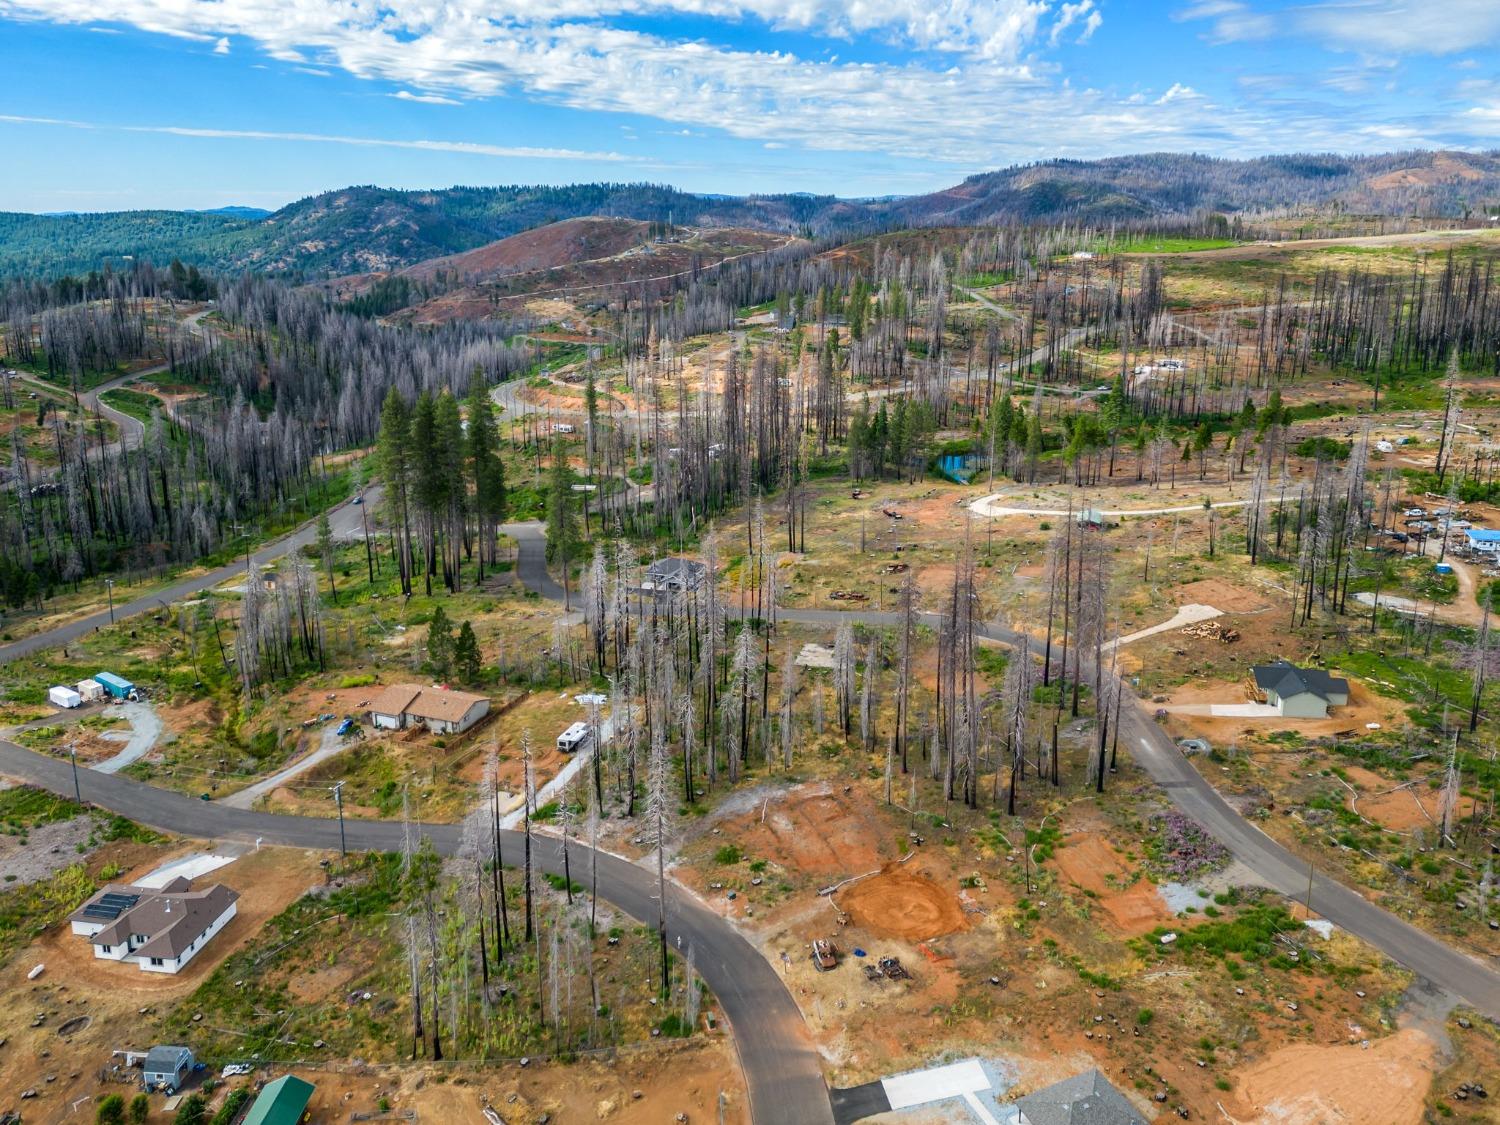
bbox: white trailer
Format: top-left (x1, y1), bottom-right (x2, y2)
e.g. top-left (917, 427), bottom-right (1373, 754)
top-left (49, 685), bottom-right (82, 709)
top-left (557, 722), bottom-right (591, 753)
top-left (76, 679), bottom-right (105, 703)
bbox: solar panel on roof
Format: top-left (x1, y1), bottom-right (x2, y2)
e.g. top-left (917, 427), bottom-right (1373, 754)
top-left (82, 891), bottom-right (140, 920)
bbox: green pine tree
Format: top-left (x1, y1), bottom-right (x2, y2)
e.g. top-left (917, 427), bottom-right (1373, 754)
top-left (377, 388), bottom-right (415, 596)
top-left (427, 605), bottom-right (455, 678)
top-left (454, 620), bottom-right (482, 684)
top-left (545, 437), bottom-right (582, 606)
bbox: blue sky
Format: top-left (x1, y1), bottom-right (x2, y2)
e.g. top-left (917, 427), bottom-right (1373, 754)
top-left (1, 0), bottom-right (1498, 212)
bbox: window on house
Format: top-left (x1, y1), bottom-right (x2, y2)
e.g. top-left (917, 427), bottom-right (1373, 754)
top-left (101, 944), bottom-right (111, 953)
top-left (150, 957), bottom-right (164, 966)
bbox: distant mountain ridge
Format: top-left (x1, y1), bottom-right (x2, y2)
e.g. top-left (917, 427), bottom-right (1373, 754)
top-left (4, 150), bottom-right (1498, 279)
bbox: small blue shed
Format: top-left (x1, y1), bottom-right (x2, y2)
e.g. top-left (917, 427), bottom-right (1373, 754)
top-left (94, 672), bottom-right (134, 700)
top-left (142, 1044), bottom-right (193, 1091)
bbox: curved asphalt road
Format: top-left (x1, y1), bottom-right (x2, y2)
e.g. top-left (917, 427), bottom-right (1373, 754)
top-left (4, 414), bottom-right (1497, 1116)
top-left (773, 607), bottom-right (1500, 1017)
top-left (0, 738), bottom-right (830, 1122)
top-left (0, 498), bottom-right (834, 1124)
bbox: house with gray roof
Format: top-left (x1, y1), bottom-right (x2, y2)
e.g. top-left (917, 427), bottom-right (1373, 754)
top-left (1016, 1068), bottom-right (1145, 1125)
top-left (640, 556), bottom-right (708, 594)
top-left (68, 878), bottom-right (238, 974)
top-left (1251, 661), bottom-right (1350, 719)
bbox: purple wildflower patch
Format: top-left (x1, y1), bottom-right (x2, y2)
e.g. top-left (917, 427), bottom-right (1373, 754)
top-left (1149, 812), bottom-right (1229, 880)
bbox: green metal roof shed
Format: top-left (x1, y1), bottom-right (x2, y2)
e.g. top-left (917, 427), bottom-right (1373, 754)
top-left (242, 1075), bottom-right (315, 1125)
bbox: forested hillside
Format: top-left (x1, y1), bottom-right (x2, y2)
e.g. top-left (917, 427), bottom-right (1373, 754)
top-left (0, 184), bottom-right (840, 280)
top-left (873, 151), bottom-right (1500, 228)
top-left (6, 151), bottom-right (1499, 281)
top-left (0, 210), bottom-right (263, 279)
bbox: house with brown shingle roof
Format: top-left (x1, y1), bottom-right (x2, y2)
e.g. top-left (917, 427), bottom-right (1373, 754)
top-left (366, 683), bottom-right (490, 734)
top-left (68, 878), bottom-right (238, 974)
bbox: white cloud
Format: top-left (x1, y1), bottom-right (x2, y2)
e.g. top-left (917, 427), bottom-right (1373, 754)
top-left (212, 35), bottom-right (228, 54)
top-left (1179, 0), bottom-right (1500, 55)
top-left (392, 89), bottom-right (460, 104)
top-left (1156, 83), bottom-right (1199, 104)
top-left (1048, 0), bottom-right (1095, 46)
top-left (0, 113), bottom-right (630, 161)
top-left (1295, 0), bottom-right (1500, 55)
top-left (0, 0), bottom-right (1481, 165)
top-left (1173, 1), bottom-right (1274, 43)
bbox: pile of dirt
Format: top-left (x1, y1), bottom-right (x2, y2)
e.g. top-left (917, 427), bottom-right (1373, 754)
top-left (1227, 1028), bottom-right (1438, 1124)
top-left (839, 864), bottom-right (967, 942)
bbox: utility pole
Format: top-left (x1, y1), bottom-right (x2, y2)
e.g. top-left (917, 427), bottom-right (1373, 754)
top-left (104, 579), bottom-right (115, 625)
top-left (332, 781), bottom-right (347, 857)
top-left (69, 742), bottom-right (82, 805)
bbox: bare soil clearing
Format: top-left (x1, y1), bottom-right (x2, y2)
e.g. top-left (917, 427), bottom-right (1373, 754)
top-left (274, 1037), bottom-right (748, 1123)
top-left (718, 782), bottom-right (892, 875)
top-left (1226, 1027), bottom-right (1438, 1124)
top-left (1174, 578), bottom-right (1270, 614)
top-left (1051, 833), bottom-right (1172, 936)
top-left (1344, 764), bottom-right (1438, 833)
top-left (838, 862), bottom-right (968, 942)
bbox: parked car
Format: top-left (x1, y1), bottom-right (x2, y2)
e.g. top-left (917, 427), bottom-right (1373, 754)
top-left (337, 717), bottom-right (355, 736)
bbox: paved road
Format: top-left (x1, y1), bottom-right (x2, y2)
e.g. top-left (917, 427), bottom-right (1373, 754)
top-left (771, 606), bottom-right (1500, 1017)
top-left (0, 738), bottom-right (831, 1123)
top-left (0, 488), bottom-right (833, 1124)
top-left (0, 490), bottom-right (373, 667)
top-left (9, 308), bottom-right (213, 473)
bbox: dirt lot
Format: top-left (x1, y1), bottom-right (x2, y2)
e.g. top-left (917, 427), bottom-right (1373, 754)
top-left (1343, 764), bottom-right (1439, 833)
top-left (837, 861), bottom-right (969, 943)
top-left (1225, 1027), bottom-right (1438, 1124)
top-left (1173, 578), bottom-right (1269, 614)
top-left (1051, 833), bottom-right (1173, 937)
top-left (712, 782), bottom-right (894, 876)
top-left (242, 1037), bottom-right (747, 1123)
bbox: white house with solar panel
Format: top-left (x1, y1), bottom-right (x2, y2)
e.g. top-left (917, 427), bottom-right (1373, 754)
top-left (68, 877), bottom-right (238, 974)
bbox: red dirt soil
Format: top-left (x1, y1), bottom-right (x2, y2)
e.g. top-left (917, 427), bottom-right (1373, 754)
top-left (719, 783), bottom-right (892, 876)
top-left (837, 862), bottom-right (968, 942)
top-left (1052, 833), bottom-right (1172, 936)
